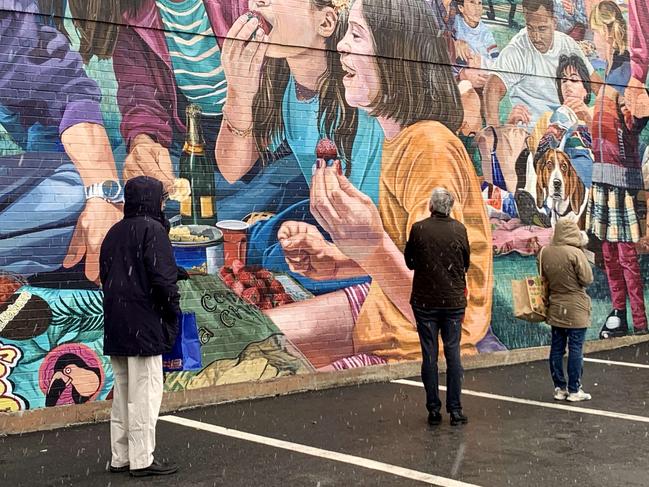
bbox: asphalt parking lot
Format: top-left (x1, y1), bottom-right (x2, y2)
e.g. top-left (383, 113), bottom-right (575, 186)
top-left (2, 340), bottom-right (649, 487)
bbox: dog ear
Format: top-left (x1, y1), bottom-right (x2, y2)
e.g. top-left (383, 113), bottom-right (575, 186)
top-left (569, 167), bottom-right (586, 213)
top-left (535, 153), bottom-right (548, 207)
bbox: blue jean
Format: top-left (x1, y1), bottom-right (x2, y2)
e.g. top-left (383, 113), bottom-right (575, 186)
top-left (413, 306), bottom-right (465, 414)
top-left (549, 327), bottom-right (587, 393)
top-left (0, 151), bottom-right (85, 276)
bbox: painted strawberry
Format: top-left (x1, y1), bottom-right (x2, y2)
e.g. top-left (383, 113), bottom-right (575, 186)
top-left (222, 273), bottom-right (235, 288)
top-left (315, 138), bottom-right (338, 162)
top-left (238, 271), bottom-right (257, 288)
top-left (231, 259), bottom-right (245, 276)
top-left (260, 297), bottom-right (273, 310)
top-left (231, 280), bottom-right (245, 297)
top-left (248, 11), bottom-right (273, 35)
top-left (269, 279), bottom-right (285, 294)
top-left (256, 269), bottom-right (273, 282)
top-left (255, 279), bottom-right (270, 293)
top-left (272, 292), bottom-right (294, 306)
top-left (241, 287), bottom-right (261, 305)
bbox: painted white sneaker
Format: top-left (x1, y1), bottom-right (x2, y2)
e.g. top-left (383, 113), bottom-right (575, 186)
top-left (566, 389), bottom-right (592, 402)
top-left (553, 387), bottom-right (568, 401)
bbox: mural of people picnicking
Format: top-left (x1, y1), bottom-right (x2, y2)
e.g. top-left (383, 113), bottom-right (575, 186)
top-left (0, 0), bottom-right (648, 412)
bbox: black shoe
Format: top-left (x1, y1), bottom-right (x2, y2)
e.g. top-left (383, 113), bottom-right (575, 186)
top-left (599, 309), bottom-right (628, 339)
top-left (130, 459), bottom-right (178, 477)
top-left (634, 327), bottom-right (649, 336)
top-left (109, 465), bottom-right (129, 473)
top-left (428, 411), bottom-right (442, 426)
top-left (450, 411), bottom-right (468, 426)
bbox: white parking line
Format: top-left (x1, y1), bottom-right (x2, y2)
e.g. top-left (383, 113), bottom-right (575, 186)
top-left (160, 415), bottom-right (483, 487)
top-left (583, 357), bottom-right (649, 369)
top-left (394, 379), bottom-right (649, 424)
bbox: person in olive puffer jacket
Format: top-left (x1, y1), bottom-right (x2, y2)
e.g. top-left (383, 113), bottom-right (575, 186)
top-left (539, 217), bottom-right (593, 402)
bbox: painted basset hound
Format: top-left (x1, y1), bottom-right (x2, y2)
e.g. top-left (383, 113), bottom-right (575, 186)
top-left (535, 149), bottom-right (589, 228)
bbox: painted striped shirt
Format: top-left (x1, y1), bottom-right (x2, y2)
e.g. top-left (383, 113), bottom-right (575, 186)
top-left (156, 0), bottom-right (227, 117)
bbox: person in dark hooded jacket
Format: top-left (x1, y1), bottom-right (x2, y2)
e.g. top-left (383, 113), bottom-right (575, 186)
top-left (100, 176), bottom-right (180, 477)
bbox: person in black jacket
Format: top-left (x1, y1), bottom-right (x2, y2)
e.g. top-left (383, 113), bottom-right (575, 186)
top-left (404, 187), bottom-right (470, 427)
top-left (100, 176), bottom-right (180, 477)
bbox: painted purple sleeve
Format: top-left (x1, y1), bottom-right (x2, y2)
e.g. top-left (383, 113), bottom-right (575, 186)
top-left (113, 25), bottom-right (174, 149)
top-left (629, 0), bottom-right (649, 83)
top-left (0, 0), bottom-right (103, 134)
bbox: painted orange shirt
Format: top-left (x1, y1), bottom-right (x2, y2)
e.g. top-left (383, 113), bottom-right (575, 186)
top-left (353, 121), bottom-right (493, 361)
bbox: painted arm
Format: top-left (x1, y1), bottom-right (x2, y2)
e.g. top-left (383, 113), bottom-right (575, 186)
top-left (0, 1), bottom-right (104, 137)
top-left (629, 0), bottom-right (649, 84)
top-left (216, 14), bottom-right (269, 183)
top-left (484, 74), bottom-right (507, 126)
top-left (0, 2), bottom-right (122, 282)
top-left (113, 26), bottom-right (178, 190)
top-left (263, 290), bottom-right (355, 369)
top-left (310, 162), bottom-right (416, 324)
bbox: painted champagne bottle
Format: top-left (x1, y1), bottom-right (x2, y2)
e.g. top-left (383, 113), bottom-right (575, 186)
top-left (179, 104), bottom-right (216, 225)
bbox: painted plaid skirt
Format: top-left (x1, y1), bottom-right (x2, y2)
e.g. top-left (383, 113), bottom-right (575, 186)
top-left (586, 183), bottom-right (641, 243)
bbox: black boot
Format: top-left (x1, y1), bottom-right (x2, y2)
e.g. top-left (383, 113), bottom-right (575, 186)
top-left (599, 309), bottom-right (628, 339)
top-left (130, 459), bottom-right (178, 477)
top-left (450, 410), bottom-right (469, 426)
top-left (428, 411), bottom-right (442, 426)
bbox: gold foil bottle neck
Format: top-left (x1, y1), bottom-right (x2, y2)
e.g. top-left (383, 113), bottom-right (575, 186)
top-left (184, 104), bottom-right (205, 154)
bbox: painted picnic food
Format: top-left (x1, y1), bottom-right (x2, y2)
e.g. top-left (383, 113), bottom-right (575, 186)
top-left (219, 260), bottom-right (294, 309)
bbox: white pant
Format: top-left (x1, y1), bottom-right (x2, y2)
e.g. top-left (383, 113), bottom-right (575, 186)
top-left (110, 355), bottom-right (163, 470)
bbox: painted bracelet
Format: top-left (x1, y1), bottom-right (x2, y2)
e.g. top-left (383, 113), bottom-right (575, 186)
top-left (223, 113), bottom-right (253, 138)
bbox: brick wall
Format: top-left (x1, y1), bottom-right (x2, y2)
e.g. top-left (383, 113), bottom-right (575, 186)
top-left (0, 0), bottom-right (647, 417)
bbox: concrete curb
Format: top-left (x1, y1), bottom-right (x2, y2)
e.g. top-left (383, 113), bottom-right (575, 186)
top-left (2, 335), bottom-right (648, 436)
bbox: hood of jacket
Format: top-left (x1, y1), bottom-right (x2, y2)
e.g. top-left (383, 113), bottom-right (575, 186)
top-left (551, 218), bottom-right (583, 248)
top-left (124, 176), bottom-right (169, 230)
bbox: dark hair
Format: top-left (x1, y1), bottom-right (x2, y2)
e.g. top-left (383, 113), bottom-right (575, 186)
top-left (38, 0), bottom-right (68, 37)
top-left (61, 0), bottom-right (143, 64)
top-left (361, 0), bottom-right (463, 133)
top-left (556, 54), bottom-right (592, 105)
top-left (253, 0), bottom-right (358, 176)
top-left (522, 0), bottom-right (554, 15)
top-left (42, 1), bottom-right (129, 65)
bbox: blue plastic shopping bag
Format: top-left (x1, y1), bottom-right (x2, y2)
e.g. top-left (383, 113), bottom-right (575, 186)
top-left (163, 312), bottom-right (202, 372)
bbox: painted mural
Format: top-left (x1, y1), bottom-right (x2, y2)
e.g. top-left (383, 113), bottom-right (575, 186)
top-left (0, 0), bottom-right (648, 413)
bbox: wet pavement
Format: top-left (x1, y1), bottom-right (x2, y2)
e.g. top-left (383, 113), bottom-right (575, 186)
top-left (2, 341), bottom-right (648, 487)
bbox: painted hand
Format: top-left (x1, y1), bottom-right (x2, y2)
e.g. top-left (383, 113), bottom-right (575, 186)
top-left (123, 134), bottom-right (175, 193)
top-left (222, 14), bottom-right (269, 109)
top-left (506, 104), bottom-right (532, 126)
top-left (310, 160), bottom-right (385, 266)
top-left (461, 67), bottom-right (489, 89)
top-left (625, 77), bottom-right (649, 119)
top-left (454, 40), bottom-right (475, 63)
top-left (278, 221), bottom-right (356, 281)
top-left (564, 97), bottom-right (593, 124)
top-left (63, 198), bottom-right (122, 283)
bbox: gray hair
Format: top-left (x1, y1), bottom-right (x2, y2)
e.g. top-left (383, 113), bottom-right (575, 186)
top-left (429, 187), bottom-right (454, 216)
